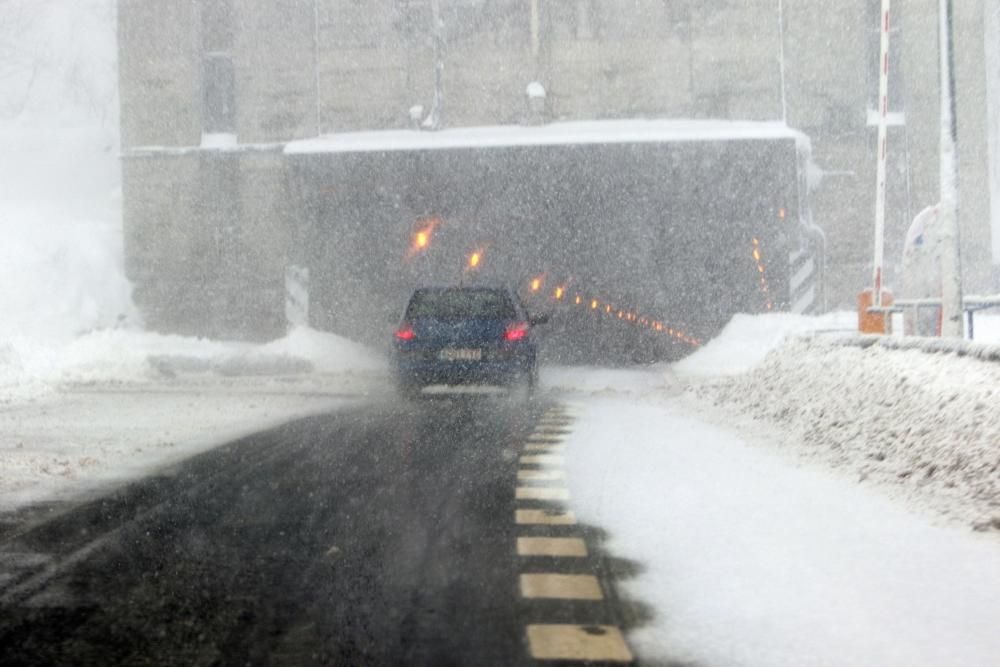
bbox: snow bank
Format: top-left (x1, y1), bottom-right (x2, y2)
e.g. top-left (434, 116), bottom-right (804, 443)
top-left (674, 311), bottom-right (855, 377)
top-left (255, 326), bottom-right (385, 374)
top-left (1, 326), bottom-right (387, 404)
top-left (972, 311), bottom-right (1000, 343)
top-left (0, 214), bottom-right (136, 344)
top-left (563, 397), bottom-right (1000, 667)
top-left (692, 335), bottom-right (1000, 529)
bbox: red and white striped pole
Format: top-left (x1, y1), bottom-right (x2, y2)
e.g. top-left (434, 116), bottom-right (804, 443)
top-left (871, 0), bottom-right (892, 308)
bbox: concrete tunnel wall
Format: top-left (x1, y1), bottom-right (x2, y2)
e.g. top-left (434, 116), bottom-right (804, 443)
top-left (122, 137), bottom-right (808, 363)
top-left (288, 137), bottom-right (804, 363)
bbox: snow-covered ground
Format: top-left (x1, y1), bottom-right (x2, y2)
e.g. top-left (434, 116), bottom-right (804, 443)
top-left (562, 395), bottom-right (1000, 667)
top-left (0, 327), bottom-right (387, 512)
top-left (548, 311), bottom-right (1000, 667)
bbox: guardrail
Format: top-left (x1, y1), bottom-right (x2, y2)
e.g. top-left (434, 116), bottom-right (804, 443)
top-left (866, 293), bottom-right (1000, 340)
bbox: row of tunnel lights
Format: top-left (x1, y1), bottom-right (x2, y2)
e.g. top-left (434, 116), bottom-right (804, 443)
top-left (409, 220), bottom-right (776, 349)
top-left (522, 275), bottom-right (702, 348)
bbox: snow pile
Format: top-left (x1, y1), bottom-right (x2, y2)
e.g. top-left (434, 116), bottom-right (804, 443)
top-left (0, 215), bottom-right (136, 343)
top-left (674, 311), bottom-right (854, 377)
top-left (693, 334), bottom-right (1000, 529)
top-left (563, 397), bottom-right (1000, 667)
top-left (1, 326), bottom-right (387, 404)
top-left (255, 326), bottom-right (385, 374)
top-left (973, 310), bottom-right (1000, 342)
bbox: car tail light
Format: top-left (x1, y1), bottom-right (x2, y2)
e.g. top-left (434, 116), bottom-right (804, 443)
top-left (504, 322), bottom-right (529, 341)
top-left (395, 324), bottom-right (416, 341)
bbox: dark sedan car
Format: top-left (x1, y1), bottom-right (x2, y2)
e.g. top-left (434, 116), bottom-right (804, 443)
top-left (391, 286), bottom-right (544, 399)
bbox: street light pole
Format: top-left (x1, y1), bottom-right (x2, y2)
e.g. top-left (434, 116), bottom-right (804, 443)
top-left (938, 0), bottom-right (964, 337)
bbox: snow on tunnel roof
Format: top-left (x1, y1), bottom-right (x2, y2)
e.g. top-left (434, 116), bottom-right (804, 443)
top-left (284, 119), bottom-right (805, 155)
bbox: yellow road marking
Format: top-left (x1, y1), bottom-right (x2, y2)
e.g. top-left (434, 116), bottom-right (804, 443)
top-left (517, 469), bottom-right (565, 481)
top-left (526, 433), bottom-right (565, 442)
top-left (520, 574), bottom-right (603, 600)
top-left (516, 509), bottom-right (577, 525)
top-left (517, 537), bottom-right (587, 557)
top-left (526, 625), bottom-right (633, 662)
top-left (516, 486), bottom-right (569, 501)
top-left (524, 443), bottom-right (564, 452)
top-left (520, 455), bottom-right (564, 465)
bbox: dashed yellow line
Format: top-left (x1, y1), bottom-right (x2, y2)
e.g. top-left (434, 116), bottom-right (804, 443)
top-left (519, 454), bottom-right (564, 466)
top-left (526, 624), bottom-right (633, 662)
top-left (517, 537), bottom-right (587, 557)
top-left (516, 508), bottom-right (577, 525)
top-left (524, 443), bottom-right (564, 452)
top-left (520, 573), bottom-right (603, 600)
top-left (524, 436), bottom-right (565, 445)
top-left (517, 469), bottom-right (565, 481)
top-left (516, 486), bottom-right (569, 501)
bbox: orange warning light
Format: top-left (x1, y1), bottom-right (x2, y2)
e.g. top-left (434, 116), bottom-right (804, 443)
top-left (468, 251), bottom-right (482, 269)
top-left (554, 287), bottom-right (564, 300)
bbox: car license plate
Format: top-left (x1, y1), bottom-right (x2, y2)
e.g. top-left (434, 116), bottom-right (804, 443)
top-left (438, 348), bottom-right (482, 361)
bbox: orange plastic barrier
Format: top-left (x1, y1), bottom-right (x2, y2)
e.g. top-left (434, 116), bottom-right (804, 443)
top-left (858, 288), bottom-right (894, 334)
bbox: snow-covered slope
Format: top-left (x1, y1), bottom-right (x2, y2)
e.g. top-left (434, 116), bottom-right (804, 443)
top-left (673, 311), bottom-right (855, 377)
top-left (687, 318), bottom-right (1000, 529)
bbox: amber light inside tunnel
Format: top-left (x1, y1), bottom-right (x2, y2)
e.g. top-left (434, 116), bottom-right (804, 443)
top-left (751, 238), bottom-right (774, 311)
top-left (524, 275), bottom-right (701, 348)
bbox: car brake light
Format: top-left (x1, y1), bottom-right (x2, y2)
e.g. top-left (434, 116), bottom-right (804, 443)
top-left (395, 325), bottom-right (416, 341)
top-left (504, 322), bottom-right (529, 341)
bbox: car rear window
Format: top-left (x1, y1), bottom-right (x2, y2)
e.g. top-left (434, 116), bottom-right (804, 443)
top-left (406, 289), bottom-right (517, 320)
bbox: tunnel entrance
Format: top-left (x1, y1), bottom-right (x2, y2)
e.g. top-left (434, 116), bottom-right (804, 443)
top-left (286, 120), bottom-right (817, 365)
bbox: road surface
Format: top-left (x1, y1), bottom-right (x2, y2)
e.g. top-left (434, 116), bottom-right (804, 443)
top-left (0, 396), bottom-right (643, 665)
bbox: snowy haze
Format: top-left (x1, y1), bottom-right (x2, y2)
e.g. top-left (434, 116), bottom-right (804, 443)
top-left (1, 5), bottom-right (999, 666)
top-left (987, 1), bottom-right (1000, 264)
top-left (0, 0), bottom-right (127, 343)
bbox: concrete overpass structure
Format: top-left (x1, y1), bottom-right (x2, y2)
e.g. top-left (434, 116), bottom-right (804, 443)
top-left (118, 0), bottom-right (994, 351)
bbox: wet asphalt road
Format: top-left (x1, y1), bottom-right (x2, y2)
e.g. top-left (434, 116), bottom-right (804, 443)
top-left (0, 397), bottom-right (644, 666)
